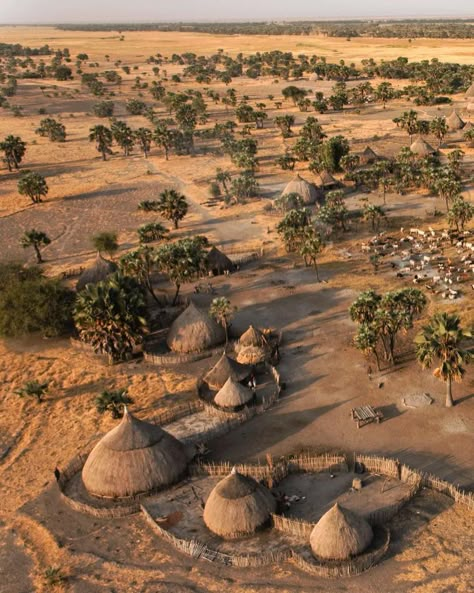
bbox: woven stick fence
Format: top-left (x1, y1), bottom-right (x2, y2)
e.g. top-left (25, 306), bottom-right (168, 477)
top-left (271, 514), bottom-right (313, 538)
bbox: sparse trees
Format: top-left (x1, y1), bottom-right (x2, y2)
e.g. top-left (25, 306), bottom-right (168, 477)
top-left (415, 312), bottom-right (471, 407)
top-left (111, 120), bottom-right (134, 156)
top-left (20, 229), bottom-right (51, 263)
top-left (299, 230), bottom-right (324, 281)
top-left (430, 116), bottom-right (448, 148)
top-left (35, 117), bottom-right (66, 142)
top-left (89, 124), bottom-right (113, 160)
top-left (18, 171), bottom-right (48, 204)
top-left (1, 135), bottom-right (26, 171)
top-left (134, 127), bottom-right (152, 157)
top-left (448, 197), bottom-right (474, 231)
top-left (157, 189), bottom-right (188, 229)
top-left (363, 203), bottom-right (386, 232)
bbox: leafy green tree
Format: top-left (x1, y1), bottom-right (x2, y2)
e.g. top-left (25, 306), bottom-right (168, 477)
top-left (276, 151), bottom-right (296, 171)
top-left (448, 196), bottom-right (474, 231)
top-left (35, 118), bottom-right (66, 142)
top-left (157, 189), bottom-right (188, 229)
top-left (135, 127), bottom-right (152, 157)
top-left (209, 297), bottom-right (235, 345)
top-left (95, 389), bottom-right (133, 418)
top-left (92, 231), bottom-right (118, 256)
top-left (277, 208), bottom-right (311, 252)
top-left (282, 86), bottom-right (307, 105)
top-left (463, 127), bottom-right (474, 147)
top-left (18, 171), bottom-right (48, 204)
top-left (375, 81), bottom-right (395, 108)
top-left (119, 246), bottom-right (159, 302)
top-left (74, 273), bottom-right (148, 363)
top-left (274, 114), bottom-right (295, 138)
top-left (364, 203), bottom-right (386, 232)
top-left (138, 222), bottom-right (168, 244)
top-left (20, 229), bottom-right (51, 263)
top-left (153, 122), bottom-right (173, 160)
top-left (93, 101), bottom-right (114, 117)
top-left (89, 125), bottom-right (113, 160)
top-left (430, 116), bottom-right (448, 148)
top-left (111, 120), bottom-right (134, 156)
top-left (299, 230), bottom-right (324, 281)
top-left (215, 168), bottom-right (231, 197)
top-left (0, 135), bottom-right (26, 171)
top-left (317, 190), bottom-right (348, 231)
top-left (415, 312), bottom-right (471, 407)
top-left (15, 380), bottom-right (49, 403)
top-left (230, 171), bottom-right (259, 201)
top-left (393, 110), bottom-right (419, 143)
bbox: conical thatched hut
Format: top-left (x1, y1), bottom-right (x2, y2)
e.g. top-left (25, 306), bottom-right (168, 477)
top-left (310, 503), bottom-right (373, 561)
top-left (410, 137), bottom-right (436, 157)
top-left (167, 302), bottom-right (225, 354)
top-left (204, 353), bottom-right (251, 389)
top-left (82, 408), bottom-right (187, 498)
top-left (359, 146), bottom-right (379, 165)
top-left (238, 325), bottom-right (267, 349)
top-left (235, 325), bottom-right (269, 364)
top-left (203, 468), bottom-right (276, 538)
top-left (319, 170), bottom-right (338, 189)
top-left (465, 83), bottom-right (474, 99)
top-left (214, 377), bottom-right (254, 410)
top-left (446, 110), bottom-right (465, 131)
top-left (467, 103), bottom-right (474, 113)
top-left (309, 72), bottom-right (319, 82)
top-left (282, 174), bottom-right (323, 206)
top-left (76, 253), bottom-right (118, 292)
top-left (206, 246), bottom-right (235, 276)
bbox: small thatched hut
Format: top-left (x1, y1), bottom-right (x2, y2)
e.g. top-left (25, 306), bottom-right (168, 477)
top-left (319, 170), bottom-right (338, 189)
top-left (76, 253), bottom-right (118, 292)
top-left (204, 353), bottom-right (251, 389)
top-left (82, 408), bottom-right (187, 498)
top-left (214, 376), bottom-right (254, 410)
top-left (309, 72), bottom-right (319, 82)
top-left (446, 110), bottom-right (465, 131)
top-left (282, 174), bottom-right (323, 206)
top-left (206, 246), bottom-right (235, 276)
top-left (167, 302), bottom-right (225, 354)
top-left (359, 146), bottom-right (379, 165)
top-left (465, 83), bottom-right (474, 99)
top-left (410, 137), bottom-right (436, 157)
top-left (310, 503), bottom-right (373, 561)
top-left (235, 325), bottom-right (269, 364)
top-left (203, 468), bottom-right (276, 538)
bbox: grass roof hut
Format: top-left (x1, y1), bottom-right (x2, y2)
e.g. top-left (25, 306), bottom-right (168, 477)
top-left (467, 102), bottom-right (474, 113)
top-left (235, 325), bottom-right (269, 364)
top-left (310, 503), bottom-right (373, 561)
top-left (410, 136), bottom-right (436, 157)
top-left (167, 301), bottom-right (225, 354)
top-left (446, 110), bottom-right (465, 131)
top-left (359, 146), bottom-right (379, 165)
top-left (282, 174), bottom-right (323, 206)
top-left (319, 170), bottom-right (339, 189)
top-left (203, 353), bottom-right (251, 389)
top-left (465, 83), bottom-right (474, 99)
top-left (206, 246), bottom-right (235, 276)
top-left (76, 252), bottom-right (118, 292)
top-left (309, 72), bottom-right (319, 82)
top-left (82, 408), bottom-right (187, 498)
top-left (214, 376), bottom-right (254, 410)
top-left (203, 468), bottom-right (276, 538)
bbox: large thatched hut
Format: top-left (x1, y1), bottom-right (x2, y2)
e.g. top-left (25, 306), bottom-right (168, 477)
top-left (82, 408), bottom-right (187, 498)
top-left (446, 110), bottom-right (465, 131)
top-left (282, 174), bottom-right (323, 206)
top-left (167, 302), bottom-right (225, 354)
top-left (319, 170), bottom-right (338, 189)
top-left (410, 137), bottom-right (436, 157)
top-left (76, 253), bottom-right (118, 292)
top-left (214, 377), bottom-right (254, 410)
top-left (204, 353), bottom-right (251, 389)
top-left (206, 246), bottom-right (235, 276)
top-left (310, 503), bottom-right (373, 561)
top-left (203, 468), bottom-right (276, 538)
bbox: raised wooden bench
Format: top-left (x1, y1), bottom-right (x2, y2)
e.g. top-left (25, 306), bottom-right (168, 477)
top-left (351, 405), bottom-right (383, 428)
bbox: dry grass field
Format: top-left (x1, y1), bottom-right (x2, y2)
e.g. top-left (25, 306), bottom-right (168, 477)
top-left (0, 26), bottom-right (473, 593)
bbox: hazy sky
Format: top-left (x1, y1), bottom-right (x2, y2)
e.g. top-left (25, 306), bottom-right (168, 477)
top-left (0, 0), bottom-right (472, 24)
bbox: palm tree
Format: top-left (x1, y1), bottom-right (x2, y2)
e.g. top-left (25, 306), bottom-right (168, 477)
top-left (363, 203), bottom-right (386, 232)
top-left (157, 189), bottom-right (188, 229)
top-left (15, 380), bottom-right (49, 403)
top-left (153, 122), bottom-right (173, 160)
top-left (215, 168), bottom-right (231, 196)
top-left (430, 116), bottom-right (448, 148)
top-left (111, 121), bottom-right (134, 156)
top-left (415, 312), bottom-right (472, 408)
top-left (92, 231), bottom-right (118, 257)
top-left (209, 297), bottom-right (235, 346)
top-left (393, 110), bottom-right (419, 144)
top-left (135, 127), bottom-right (152, 158)
top-left (89, 125), bottom-right (113, 160)
top-left (20, 229), bottom-right (51, 263)
top-left (18, 171), bottom-right (48, 204)
top-left (299, 231), bottom-right (324, 281)
top-left (95, 389), bottom-right (133, 418)
top-left (0, 135), bottom-right (26, 171)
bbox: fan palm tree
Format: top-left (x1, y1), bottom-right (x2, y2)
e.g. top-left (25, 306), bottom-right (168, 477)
top-left (18, 171), bottom-right (48, 204)
top-left (111, 120), bottom-right (134, 156)
top-left (89, 125), bottom-right (113, 160)
top-left (95, 389), bottom-right (133, 418)
top-left (20, 229), bottom-right (51, 263)
top-left (134, 127), bottom-right (152, 158)
top-left (414, 312), bottom-right (472, 408)
top-left (0, 135), bottom-right (26, 171)
top-left (430, 116), bottom-right (448, 148)
top-left (209, 297), bottom-right (235, 346)
top-left (157, 189), bottom-right (188, 229)
top-left (153, 122), bottom-right (173, 160)
top-left (15, 380), bottom-right (49, 403)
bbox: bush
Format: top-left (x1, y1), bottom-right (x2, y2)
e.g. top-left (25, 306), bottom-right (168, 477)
top-left (93, 100), bottom-right (114, 117)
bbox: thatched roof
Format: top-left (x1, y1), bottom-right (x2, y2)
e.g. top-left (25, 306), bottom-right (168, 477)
top-left (310, 503), bottom-right (373, 560)
top-left (410, 136), bottom-right (436, 157)
top-left (282, 174), bottom-right (322, 206)
top-left (206, 246), bottom-right (235, 275)
top-left (446, 110), bottom-right (465, 131)
top-left (236, 345), bottom-right (267, 365)
top-left (309, 73), bottom-right (319, 82)
top-left (167, 301), bottom-right (225, 354)
top-left (319, 170), bottom-right (338, 188)
top-left (235, 326), bottom-right (268, 364)
top-left (360, 146), bottom-right (379, 164)
top-left (203, 353), bottom-right (251, 389)
top-left (465, 83), bottom-right (474, 98)
top-left (76, 253), bottom-right (118, 292)
top-left (214, 377), bottom-right (253, 409)
top-left (203, 468), bottom-right (276, 538)
top-left (82, 408), bottom-right (187, 498)
top-left (238, 325), bottom-right (267, 349)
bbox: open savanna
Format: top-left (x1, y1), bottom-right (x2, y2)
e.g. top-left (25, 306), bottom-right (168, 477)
top-left (0, 26), bottom-right (473, 593)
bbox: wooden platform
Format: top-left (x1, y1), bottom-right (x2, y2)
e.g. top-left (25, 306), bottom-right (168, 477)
top-left (351, 405), bottom-right (383, 428)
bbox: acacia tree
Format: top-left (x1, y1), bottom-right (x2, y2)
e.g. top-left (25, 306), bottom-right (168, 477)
top-left (209, 297), bottom-right (235, 345)
top-left (157, 189), bottom-right (189, 229)
top-left (20, 229), bottom-right (51, 263)
top-left (18, 171), bottom-right (48, 204)
top-left (415, 312), bottom-right (471, 408)
top-left (0, 135), bottom-right (26, 171)
top-left (89, 124), bottom-right (113, 160)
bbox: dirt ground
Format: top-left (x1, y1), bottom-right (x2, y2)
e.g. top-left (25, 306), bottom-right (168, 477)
top-left (0, 26), bottom-right (473, 593)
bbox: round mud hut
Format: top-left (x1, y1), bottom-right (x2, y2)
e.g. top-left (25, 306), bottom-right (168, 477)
top-left (310, 503), bottom-right (373, 561)
top-left (203, 468), bottom-right (276, 538)
top-left (82, 408), bottom-right (187, 498)
top-left (167, 301), bottom-right (225, 354)
top-left (446, 110), bottom-right (465, 131)
top-left (76, 252), bottom-right (118, 292)
top-left (235, 325), bottom-right (269, 364)
top-left (214, 376), bottom-right (254, 410)
top-left (410, 137), bottom-right (436, 157)
top-left (204, 353), bottom-right (251, 390)
top-left (206, 246), bottom-right (235, 276)
top-left (282, 174), bottom-right (323, 206)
